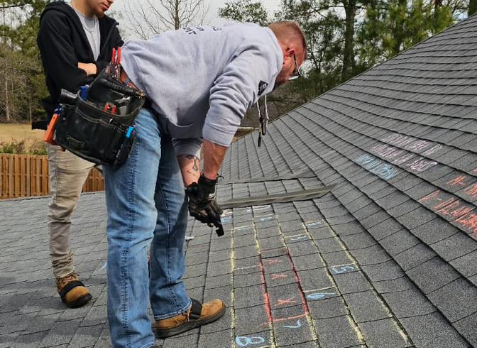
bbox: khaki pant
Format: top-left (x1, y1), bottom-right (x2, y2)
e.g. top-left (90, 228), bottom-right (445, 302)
top-left (47, 143), bottom-right (96, 279)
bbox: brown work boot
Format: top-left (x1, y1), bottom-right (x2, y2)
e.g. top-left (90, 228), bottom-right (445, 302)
top-left (155, 299), bottom-right (226, 338)
top-left (56, 273), bottom-right (92, 308)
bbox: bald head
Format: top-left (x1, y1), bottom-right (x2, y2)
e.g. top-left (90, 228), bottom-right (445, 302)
top-left (269, 21), bottom-right (307, 60)
top-left (269, 21), bottom-right (307, 87)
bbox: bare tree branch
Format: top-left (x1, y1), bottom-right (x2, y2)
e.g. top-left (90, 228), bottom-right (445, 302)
top-left (124, 0), bottom-right (207, 38)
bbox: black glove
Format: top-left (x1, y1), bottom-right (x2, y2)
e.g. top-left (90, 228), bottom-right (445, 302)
top-left (186, 174), bottom-right (224, 235)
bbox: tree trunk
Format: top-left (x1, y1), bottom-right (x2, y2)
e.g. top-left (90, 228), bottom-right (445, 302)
top-left (392, 0), bottom-right (407, 57)
top-left (175, 0), bottom-right (180, 29)
top-left (469, 0), bottom-right (477, 15)
top-left (5, 78), bottom-right (10, 121)
top-left (342, 0), bottom-right (356, 82)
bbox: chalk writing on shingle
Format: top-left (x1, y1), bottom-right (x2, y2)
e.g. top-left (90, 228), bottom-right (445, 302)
top-left (306, 292), bottom-right (336, 300)
top-left (422, 144), bottom-right (442, 156)
top-left (370, 133), bottom-right (441, 174)
top-left (288, 234), bottom-right (308, 242)
top-left (283, 319), bottom-right (302, 329)
top-left (234, 226), bottom-right (252, 232)
top-left (305, 220), bottom-right (323, 227)
top-left (263, 259), bottom-right (282, 265)
top-left (271, 273), bottom-right (288, 280)
top-left (258, 216), bottom-right (274, 222)
top-left (382, 134), bottom-right (415, 147)
top-left (405, 139), bottom-right (433, 152)
top-left (392, 153), bottom-right (415, 165)
top-left (330, 264), bottom-right (357, 274)
top-left (259, 251), bottom-right (311, 332)
top-left (235, 336), bottom-right (265, 347)
top-left (420, 190), bottom-right (477, 237)
top-left (356, 154), bottom-right (399, 181)
top-left (407, 157), bottom-right (438, 172)
top-left (277, 297), bottom-right (297, 306)
top-left (447, 175), bottom-right (468, 187)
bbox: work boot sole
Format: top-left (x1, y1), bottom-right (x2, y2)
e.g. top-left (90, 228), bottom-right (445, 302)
top-left (155, 303), bottom-right (226, 338)
top-left (63, 293), bottom-right (92, 308)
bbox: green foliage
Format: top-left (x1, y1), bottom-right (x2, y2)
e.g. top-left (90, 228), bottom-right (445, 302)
top-left (0, 0), bottom-right (48, 122)
top-left (0, 139), bottom-right (25, 154)
top-left (218, 0), bottom-right (269, 25)
top-left (0, 138), bottom-right (46, 154)
top-left (470, 0), bottom-right (477, 15)
top-left (357, 0), bottom-right (455, 68)
top-left (275, 1), bottom-right (344, 95)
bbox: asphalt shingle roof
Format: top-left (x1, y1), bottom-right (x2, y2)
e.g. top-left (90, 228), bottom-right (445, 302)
top-left (2, 15), bottom-right (477, 348)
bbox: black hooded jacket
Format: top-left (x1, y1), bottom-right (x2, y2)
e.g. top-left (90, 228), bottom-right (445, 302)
top-left (37, 1), bottom-right (123, 124)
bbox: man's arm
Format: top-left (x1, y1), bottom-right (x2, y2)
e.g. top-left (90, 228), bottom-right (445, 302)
top-left (177, 154), bottom-right (201, 187)
top-left (179, 141), bottom-right (226, 235)
top-left (77, 62), bottom-right (97, 76)
top-left (37, 12), bottom-right (91, 92)
top-left (202, 140), bottom-right (227, 180)
top-left (177, 139), bottom-right (227, 187)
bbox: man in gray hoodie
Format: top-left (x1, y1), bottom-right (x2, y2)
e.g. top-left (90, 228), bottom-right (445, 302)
top-left (103, 21), bottom-right (306, 347)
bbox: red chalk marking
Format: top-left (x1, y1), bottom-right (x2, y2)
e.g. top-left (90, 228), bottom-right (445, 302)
top-left (272, 313), bottom-right (307, 323)
top-left (271, 273), bottom-right (288, 280)
top-left (276, 297), bottom-right (297, 306)
top-left (447, 175), bottom-right (468, 187)
top-left (420, 190), bottom-right (442, 203)
top-left (259, 260), bottom-right (273, 324)
top-left (263, 259), bottom-right (282, 265)
top-left (450, 206), bottom-right (474, 220)
top-left (456, 213), bottom-right (477, 236)
top-left (465, 184), bottom-right (477, 199)
top-left (435, 198), bottom-right (459, 212)
top-left (259, 250), bottom-right (311, 326)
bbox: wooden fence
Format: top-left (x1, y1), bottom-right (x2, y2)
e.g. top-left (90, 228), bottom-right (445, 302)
top-left (0, 154), bottom-right (104, 199)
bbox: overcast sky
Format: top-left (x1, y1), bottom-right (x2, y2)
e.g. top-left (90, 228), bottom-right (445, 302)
top-left (109, 0), bottom-right (281, 39)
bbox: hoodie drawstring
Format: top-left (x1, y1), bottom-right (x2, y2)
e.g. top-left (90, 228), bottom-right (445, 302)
top-left (257, 94), bottom-right (268, 148)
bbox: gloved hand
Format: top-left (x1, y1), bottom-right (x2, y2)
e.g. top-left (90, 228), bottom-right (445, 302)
top-left (185, 174), bottom-right (223, 227)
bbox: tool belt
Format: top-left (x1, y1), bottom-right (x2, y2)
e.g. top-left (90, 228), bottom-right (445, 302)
top-left (49, 59), bottom-right (146, 166)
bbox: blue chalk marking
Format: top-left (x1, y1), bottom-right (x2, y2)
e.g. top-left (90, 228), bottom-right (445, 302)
top-left (306, 292), bottom-right (336, 300)
top-left (306, 221), bottom-right (322, 227)
top-left (259, 216), bottom-right (274, 222)
top-left (283, 319), bottom-right (302, 329)
top-left (331, 265), bottom-right (357, 274)
top-left (235, 336), bottom-right (265, 347)
top-left (101, 262), bottom-right (107, 270)
top-left (355, 154), bottom-right (398, 181)
top-left (289, 235), bottom-right (308, 242)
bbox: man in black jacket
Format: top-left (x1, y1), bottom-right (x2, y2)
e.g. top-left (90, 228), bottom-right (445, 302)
top-left (37, 0), bottom-right (122, 308)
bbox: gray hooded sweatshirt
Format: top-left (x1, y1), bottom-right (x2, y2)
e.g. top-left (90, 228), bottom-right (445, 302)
top-left (120, 23), bottom-right (283, 157)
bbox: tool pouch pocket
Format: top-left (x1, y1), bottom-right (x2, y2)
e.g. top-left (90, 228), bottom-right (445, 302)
top-left (54, 68), bottom-right (145, 166)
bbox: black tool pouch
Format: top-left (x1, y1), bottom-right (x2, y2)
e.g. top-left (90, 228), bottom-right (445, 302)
top-left (54, 67), bottom-right (146, 166)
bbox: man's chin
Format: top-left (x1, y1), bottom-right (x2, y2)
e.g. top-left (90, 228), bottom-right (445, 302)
top-left (93, 9), bottom-right (105, 18)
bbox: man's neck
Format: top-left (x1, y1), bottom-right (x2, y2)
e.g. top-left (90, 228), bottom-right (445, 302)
top-left (71, 0), bottom-right (95, 18)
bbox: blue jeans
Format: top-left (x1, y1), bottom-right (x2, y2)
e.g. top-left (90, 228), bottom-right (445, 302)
top-left (104, 108), bottom-right (191, 348)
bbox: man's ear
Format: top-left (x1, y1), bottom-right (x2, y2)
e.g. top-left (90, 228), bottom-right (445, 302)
top-left (285, 47), bottom-right (296, 57)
